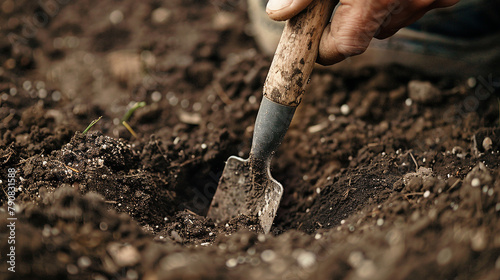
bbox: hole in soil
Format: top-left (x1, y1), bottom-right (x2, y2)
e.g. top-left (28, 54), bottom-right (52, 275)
top-left (176, 158), bottom-right (226, 216)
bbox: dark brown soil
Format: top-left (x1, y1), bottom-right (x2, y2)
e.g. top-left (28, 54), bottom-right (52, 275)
top-left (1, 0), bottom-right (500, 279)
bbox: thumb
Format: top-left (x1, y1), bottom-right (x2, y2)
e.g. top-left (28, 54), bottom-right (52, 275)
top-left (266, 0), bottom-right (314, 21)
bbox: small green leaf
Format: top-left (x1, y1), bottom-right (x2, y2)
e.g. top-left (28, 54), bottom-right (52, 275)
top-left (83, 116), bottom-right (102, 134)
top-left (122, 101), bottom-right (146, 122)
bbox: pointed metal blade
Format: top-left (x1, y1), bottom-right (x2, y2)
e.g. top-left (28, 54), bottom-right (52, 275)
top-left (207, 155), bottom-right (283, 233)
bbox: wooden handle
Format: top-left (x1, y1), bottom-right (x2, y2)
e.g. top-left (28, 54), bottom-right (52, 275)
top-left (263, 0), bottom-right (338, 107)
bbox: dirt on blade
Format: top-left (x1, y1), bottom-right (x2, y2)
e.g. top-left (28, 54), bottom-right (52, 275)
top-left (1, 0), bottom-right (499, 279)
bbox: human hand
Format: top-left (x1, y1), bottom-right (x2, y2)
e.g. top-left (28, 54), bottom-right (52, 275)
top-left (266, 0), bottom-right (459, 65)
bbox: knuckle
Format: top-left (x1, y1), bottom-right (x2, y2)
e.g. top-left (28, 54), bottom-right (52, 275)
top-left (337, 42), bottom-right (367, 57)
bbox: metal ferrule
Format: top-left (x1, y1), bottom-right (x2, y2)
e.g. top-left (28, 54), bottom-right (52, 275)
top-left (250, 96), bottom-right (296, 164)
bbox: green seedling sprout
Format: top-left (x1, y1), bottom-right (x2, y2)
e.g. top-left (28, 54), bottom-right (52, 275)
top-left (121, 101), bottom-right (145, 138)
top-left (122, 101), bottom-right (146, 122)
top-left (82, 116), bottom-right (102, 135)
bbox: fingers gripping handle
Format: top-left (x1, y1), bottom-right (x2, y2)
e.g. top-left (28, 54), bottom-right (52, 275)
top-left (263, 0), bottom-right (338, 107)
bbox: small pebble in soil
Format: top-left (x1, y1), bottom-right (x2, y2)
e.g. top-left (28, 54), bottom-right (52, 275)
top-left (109, 10), bottom-right (124, 25)
top-left (248, 96), bottom-right (257, 104)
top-left (23, 80), bottom-right (32, 90)
top-left (482, 137), bottom-right (493, 151)
top-left (180, 99), bottom-right (189, 108)
top-left (151, 7), bottom-right (171, 24)
top-left (38, 89), bottom-right (47, 99)
top-left (207, 94), bottom-right (216, 103)
top-left (315, 233), bottom-right (322, 240)
top-left (4, 59), bottom-right (15, 69)
top-left (437, 248), bottom-right (453, 265)
top-left (36, 81), bottom-right (45, 89)
top-left (376, 218), bottom-right (384, 226)
top-left (408, 80), bottom-right (441, 104)
top-left (316, 188), bottom-right (321, 194)
top-left (151, 91), bottom-right (162, 102)
top-left (10, 88), bottom-right (17, 96)
top-left (296, 251), bottom-right (316, 268)
top-left (405, 98), bottom-right (412, 106)
top-left (99, 222), bottom-right (108, 231)
top-left (52, 91), bottom-right (62, 102)
top-left (77, 256), bottom-right (92, 268)
top-left (471, 178), bottom-right (481, 188)
top-left (166, 91), bottom-right (175, 99)
top-left (328, 114), bottom-right (336, 121)
top-left (261, 250), bottom-right (276, 262)
top-left (340, 104), bottom-right (350, 115)
top-left (201, 143), bottom-right (207, 149)
top-left (169, 96), bottom-right (179, 106)
top-left (193, 102), bottom-right (202, 111)
top-left (66, 264), bottom-right (78, 275)
top-left (226, 258), bottom-right (238, 268)
top-left (471, 230), bottom-right (487, 251)
top-left (423, 190), bottom-right (430, 198)
top-left (257, 234), bottom-right (266, 242)
top-left (42, 225), bottom-right (51, 237)
top-left (467, 77), bottom-right (477, 88)
top-left (250, 257), bottom-right (261, 266)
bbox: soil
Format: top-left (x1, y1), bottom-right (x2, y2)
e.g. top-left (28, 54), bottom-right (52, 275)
top-left (1, 0), bottom-right (500, 279)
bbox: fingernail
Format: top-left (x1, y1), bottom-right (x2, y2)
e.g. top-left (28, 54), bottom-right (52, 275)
top-left (266, 0), bottom-right (293, 11)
